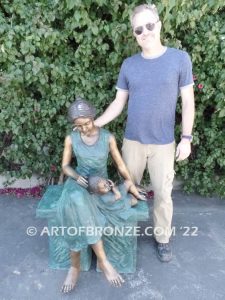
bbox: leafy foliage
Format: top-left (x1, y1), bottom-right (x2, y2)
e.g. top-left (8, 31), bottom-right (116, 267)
top-left (0, 0), bottom-right (224, 196)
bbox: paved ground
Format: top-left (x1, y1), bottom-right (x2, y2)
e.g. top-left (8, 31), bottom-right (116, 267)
top-left (0, 191), bottom-right (225, 300)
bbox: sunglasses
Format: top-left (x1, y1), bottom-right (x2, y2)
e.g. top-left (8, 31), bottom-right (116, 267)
top-left (134, 20), bottom-right (159, 35)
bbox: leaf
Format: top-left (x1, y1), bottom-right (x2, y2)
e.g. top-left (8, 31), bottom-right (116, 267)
top-left (218, 108), bottom-right (225, 118)
top-left (92, 26), bottom-right (98, 35)
top-left (66, 0), bottom-right (76, 10)
top-left (74, 10), bottom-right (81, 22)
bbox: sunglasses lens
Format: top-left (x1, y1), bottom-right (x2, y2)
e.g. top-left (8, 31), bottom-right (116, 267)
top-left (134, 26), bottom-right (143, 35)
top-left (146, 23), bottom-right (155, 31)
top-left (134, 22), bottom-right (156, 35)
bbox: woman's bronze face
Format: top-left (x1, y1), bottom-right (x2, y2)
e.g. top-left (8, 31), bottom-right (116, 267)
top-left (73, 117), bottom-right (94, 136)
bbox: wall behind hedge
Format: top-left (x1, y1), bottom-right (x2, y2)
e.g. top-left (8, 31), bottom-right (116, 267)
top-left (0, 0), bottom-right (224, 196)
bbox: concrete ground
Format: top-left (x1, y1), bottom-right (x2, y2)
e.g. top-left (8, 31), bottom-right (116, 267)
top-left (0, 191), bottom-right (225, 300)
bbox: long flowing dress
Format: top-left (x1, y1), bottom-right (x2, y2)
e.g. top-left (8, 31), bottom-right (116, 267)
top-left (37, 128), bottom-right (137, 270)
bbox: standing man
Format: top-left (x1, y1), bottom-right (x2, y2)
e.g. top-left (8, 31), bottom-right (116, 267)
top-left (95, 3), bottom-right (195, 262)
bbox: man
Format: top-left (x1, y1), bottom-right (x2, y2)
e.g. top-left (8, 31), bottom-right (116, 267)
top-left (95, 3), bottom-right (195, 262)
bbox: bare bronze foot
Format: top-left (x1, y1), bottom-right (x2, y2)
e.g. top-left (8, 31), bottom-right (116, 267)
top-left (98, 260), bottom-right (125, 287)
top-left (61, 266), bottom-right (80, 293)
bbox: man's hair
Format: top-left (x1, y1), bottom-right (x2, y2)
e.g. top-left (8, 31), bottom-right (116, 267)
top-left (130, 3), bottom-right (159, 28)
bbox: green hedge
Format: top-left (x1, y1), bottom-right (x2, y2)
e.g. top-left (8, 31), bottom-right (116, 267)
top-left (0, 0), bottom-right (225, 196)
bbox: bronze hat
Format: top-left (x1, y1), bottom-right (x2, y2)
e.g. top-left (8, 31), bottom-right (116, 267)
top-left (68, 97), bottom-right (96, 122)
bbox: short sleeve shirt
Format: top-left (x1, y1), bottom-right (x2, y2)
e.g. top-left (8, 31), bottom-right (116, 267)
top-left (116, 47), bottom-right (194, 144)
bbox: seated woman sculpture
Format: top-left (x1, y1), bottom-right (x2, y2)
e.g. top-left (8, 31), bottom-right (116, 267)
top-left (55, 97), bottom-right (144, 293)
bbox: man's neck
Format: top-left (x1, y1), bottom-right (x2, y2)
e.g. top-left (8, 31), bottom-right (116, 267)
top-left (142, 43), bottom-right (165, 58)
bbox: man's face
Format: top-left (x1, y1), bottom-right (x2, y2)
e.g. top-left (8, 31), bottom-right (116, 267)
top-left (132, 10), bottom-right (161, 49)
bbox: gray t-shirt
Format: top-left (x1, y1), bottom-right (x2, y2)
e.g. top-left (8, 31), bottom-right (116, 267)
top-left (116, 47), bottom-right (194, 144)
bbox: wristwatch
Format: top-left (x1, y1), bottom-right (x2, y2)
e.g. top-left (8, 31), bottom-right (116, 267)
top-left (181, 134), bottom-right (193, 142)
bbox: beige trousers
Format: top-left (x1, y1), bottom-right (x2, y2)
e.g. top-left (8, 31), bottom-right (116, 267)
top-left (122, 138), bottom-right (175, 243)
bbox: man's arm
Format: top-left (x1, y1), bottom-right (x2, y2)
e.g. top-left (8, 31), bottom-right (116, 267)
top-left (94, 89), bottom-right (128, 127)
top-left (176, 85), bottom-right (195, 161)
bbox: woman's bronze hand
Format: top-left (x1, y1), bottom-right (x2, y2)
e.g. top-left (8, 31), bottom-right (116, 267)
top-left (76, 176), bottom-right (88, 188)
top-left (133, 185), bottom-right (147, 201)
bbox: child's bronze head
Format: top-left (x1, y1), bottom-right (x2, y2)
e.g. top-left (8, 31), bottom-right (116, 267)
top-left (88, 175), bottom-right (113, 194)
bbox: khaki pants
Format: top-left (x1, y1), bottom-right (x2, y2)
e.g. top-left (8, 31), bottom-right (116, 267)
top-left (122, 138), bottom-right (175, 243)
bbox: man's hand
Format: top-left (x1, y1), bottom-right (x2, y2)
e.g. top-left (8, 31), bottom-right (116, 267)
top-left (176, 139), bottom-right (191, 161)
